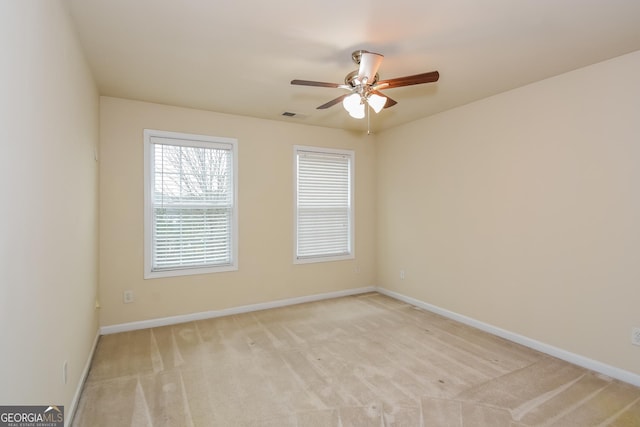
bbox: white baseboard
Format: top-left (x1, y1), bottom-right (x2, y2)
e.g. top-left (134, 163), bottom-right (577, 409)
top-left (66, 329), bottom-right (100, 427)
top-left (376, 287), bottom-right (640, 388)
top-left (100, 286), bottom-right (376, 335)
top-left (96, 285), bottom-right (639, 387)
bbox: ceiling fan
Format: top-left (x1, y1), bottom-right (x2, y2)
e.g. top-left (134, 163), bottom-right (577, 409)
top-left (291, 50), bottom-right (439, 120)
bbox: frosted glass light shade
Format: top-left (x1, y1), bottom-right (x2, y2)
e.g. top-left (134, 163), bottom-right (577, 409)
top-left (343, 93), bottom-right (365, 119)
top-left (343, 93), bottom-right (361, 111)
top-left (348, 103), bottom-right (365, 119)
top-left (368, 93), bottom-right (386, 113)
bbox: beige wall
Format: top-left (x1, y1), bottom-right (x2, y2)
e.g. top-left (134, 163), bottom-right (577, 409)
top-left (99, 97), bottom-right (377, 326)
top-left (0, 0), bottom-right (99, 411)
top-left (376, 50), bottom-right (640, 374)
top-left (4, 2), bottom-right (636, 410)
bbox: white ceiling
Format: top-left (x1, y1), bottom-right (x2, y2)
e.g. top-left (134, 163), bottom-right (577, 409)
top-left (65, 0), bottom-right (640, 133)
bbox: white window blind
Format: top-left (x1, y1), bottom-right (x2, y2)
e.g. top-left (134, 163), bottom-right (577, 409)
top-left (294, 146), bottom-right (354, 263)
top-left (144, 130), bottom-right (238, 278)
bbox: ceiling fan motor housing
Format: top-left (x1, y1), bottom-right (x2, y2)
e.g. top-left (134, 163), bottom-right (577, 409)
top-left (345, 70), bottom-right (380, 87)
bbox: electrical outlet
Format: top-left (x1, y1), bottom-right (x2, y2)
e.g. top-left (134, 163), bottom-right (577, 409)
top-left (400, 269), bottom-right (405, 280)
top-left (63, 361), bottom-right (68, 384)
top-left (123, 290), bottom-right (134, 304)
top-left (632, 328), bottom-right (640, 346)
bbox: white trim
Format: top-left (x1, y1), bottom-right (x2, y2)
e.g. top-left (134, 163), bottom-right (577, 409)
top-left (100, 286), bottom-right (376, 335)
top-left (293, 145), bottom-right (355, 265)
top-left (96, 286), bottom-right (640, 388)
top-left (66, 330), bottom-right (100, 427)
top-left (143, 129), bottom-right (239, 279)
top-left (376, 287), bottom-right (640, 388)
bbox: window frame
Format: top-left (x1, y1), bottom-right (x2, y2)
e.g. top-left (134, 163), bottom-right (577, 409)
top-left (293, 145), bottom-right (355, 264)
top-left (143, 129), bottom-right (238, 279)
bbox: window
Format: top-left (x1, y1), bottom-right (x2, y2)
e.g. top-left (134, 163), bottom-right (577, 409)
top-left (144, 130), bottom-right (238, 278)
top-left (294, 145), bottom-right (354, 263)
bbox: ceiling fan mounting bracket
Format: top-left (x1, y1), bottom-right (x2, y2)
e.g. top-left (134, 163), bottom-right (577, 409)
top-left (351, 50), bottom-right (366, 65)
top-left (351, 49), bottom-right (380, 65)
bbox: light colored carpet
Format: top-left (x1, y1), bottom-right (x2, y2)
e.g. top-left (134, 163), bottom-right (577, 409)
top-left (72, 293), bottom-right (640, 426)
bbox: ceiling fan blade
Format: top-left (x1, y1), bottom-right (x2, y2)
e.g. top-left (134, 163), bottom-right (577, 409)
top-left (371, 90), bottom-right (398, 108)
top-left (358, 51), bottom-right (384, 83)
top-left (317, 94), bottom-right (350, 109)
top-left (375, 71), bottom-right (440, 89)
top-left (291, 79), bottom-right (342, 88)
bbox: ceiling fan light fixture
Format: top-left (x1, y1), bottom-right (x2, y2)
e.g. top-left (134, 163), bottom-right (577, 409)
top-left (343, 92), bottom-right (361, 110)
top-left (348, 102), bottom-right (365, 119)
top-left (368, 93), bottom-right (386, 113)
top-left (343, 93), bottom-right (365, 119)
